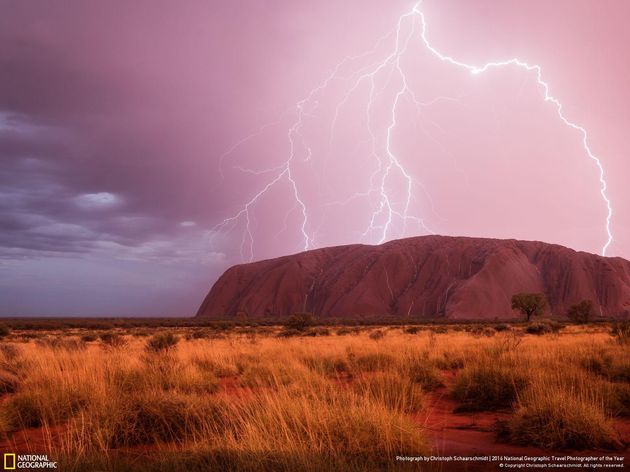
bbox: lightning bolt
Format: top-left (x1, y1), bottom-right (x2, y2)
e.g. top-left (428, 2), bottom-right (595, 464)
top-left (213, 1), bottom-right (614, 261)
top-left (413, 2), bottom-right (613, 256)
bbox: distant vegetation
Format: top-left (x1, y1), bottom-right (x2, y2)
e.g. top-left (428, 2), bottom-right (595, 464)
top-left (283, 313), bottom-right (314, 331)
top-left (568, 299), bottom-right (595, 324)
top-left (511, 292), bottom-right (549, 321)
top-left (0, 325), bottom-right (10, 339)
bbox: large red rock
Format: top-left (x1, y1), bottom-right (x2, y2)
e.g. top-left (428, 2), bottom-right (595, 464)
top-left (196, 235), bottom-right (630, 320)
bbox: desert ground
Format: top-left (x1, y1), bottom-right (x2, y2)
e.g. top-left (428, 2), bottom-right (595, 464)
top-left (0, 320), bottom-right (628, 471)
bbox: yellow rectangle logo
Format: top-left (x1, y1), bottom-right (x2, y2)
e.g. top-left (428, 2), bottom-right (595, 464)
top-left (4, 453), bottom-right (16, 470)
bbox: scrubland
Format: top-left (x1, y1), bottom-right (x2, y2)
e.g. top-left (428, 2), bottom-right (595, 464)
top-left (0, 322), bottom-right (628, 471)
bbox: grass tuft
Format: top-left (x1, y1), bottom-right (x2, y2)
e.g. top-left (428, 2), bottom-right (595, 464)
top-left (507, 387), bottom-right (622, 450)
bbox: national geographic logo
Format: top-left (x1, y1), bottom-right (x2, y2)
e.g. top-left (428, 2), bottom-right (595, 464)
top-left (3, 454), bottom-right (57, 470)
top-left (3, 454), bottom-right (16, 470)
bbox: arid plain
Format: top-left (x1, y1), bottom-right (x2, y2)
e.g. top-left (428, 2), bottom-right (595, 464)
top-left (0, 320), bottom-right (628, 471)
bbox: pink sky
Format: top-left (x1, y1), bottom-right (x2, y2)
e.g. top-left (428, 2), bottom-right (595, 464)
top-left (1, 0), bottom-right (628, 315)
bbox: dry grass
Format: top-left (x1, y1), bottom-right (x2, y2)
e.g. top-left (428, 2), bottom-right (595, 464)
top-left (507, 385), bottom-right (622, 450)
top-left (0, 324), bottom-right (627, 470)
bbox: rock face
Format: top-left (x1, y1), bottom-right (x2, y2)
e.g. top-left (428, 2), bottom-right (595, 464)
top-left (196, 235), bottom-right (630, 320)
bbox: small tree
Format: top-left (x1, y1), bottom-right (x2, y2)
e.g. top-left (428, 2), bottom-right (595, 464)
top-left (567, 300), bottom-right (594, 324)
top-left (511, 293), bottom-right (548, 321)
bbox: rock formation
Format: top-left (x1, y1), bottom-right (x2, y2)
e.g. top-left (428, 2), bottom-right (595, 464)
top-left (197, 235), bottom-right (630, 320)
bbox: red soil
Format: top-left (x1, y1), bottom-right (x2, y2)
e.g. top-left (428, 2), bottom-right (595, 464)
top-left (416, 375), bottom-right (630, 471)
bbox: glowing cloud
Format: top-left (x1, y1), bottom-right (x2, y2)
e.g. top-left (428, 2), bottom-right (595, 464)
top-left (75, 192), bottom-right (121, 209)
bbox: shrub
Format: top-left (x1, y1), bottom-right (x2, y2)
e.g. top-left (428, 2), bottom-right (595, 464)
top-left (1, 391), bottom-right (43, 429)
top-left (507, 388), bottom-right (621, 450)
top-left (146, 332), bottom-right (179, 353)
top-left (184, 330), bottom-right (210, 340)
top-left (611, 321), bottom-right (630, 345)
top-left (406, 360), bottom-right (444, 391)
top-left (276, 328), bottom-right (301, 338)
top-left (494, 323), bottom-right (510, 332)
top-left (312, 327), bottom-right (330, 336)
top-left (567, 300), bottom-right (595, 324)
top-left (106, 392), bottom-right (228, 447)
top-left (80, 334), bottom-right (97, 343)
top-left (404, 326), bottom-right (420, 334)
top-left (609, 383), bottom-right (630, 417)
top-left (301, 328), bottom-right (330, 337)
top-left (284, 313), bottom-right (314, 331)
top-left (368, 329), bottom-right (385, 340)
top-left (99, 332), bottom-right (127, 347)
top-left (581, 350), bottom-right (630, 383)
top-left (336, 327), bottom-right (361, 336)
top-left (525, 322), bottom-right (552, 335)
top-left (0, 370), bottom-right (19, 394)
top-left (452, 364), bottom-right (528, 411)
top-left (211, 321), bottom-right (236, 331)
top-left (0, 325), bottom-right (10, 339)
top-left (0, 342), bottom-right (20, 361)
top-left (470, 326), bottom-right (496, 337)
top-left (2, 387), bottom-right (89, 431)
top-left (232, 387), bottom-right (429, 465)
top-left (131, 330), bottom-right (151, 337)
top-left (434, 351), bottom-right (465, 370)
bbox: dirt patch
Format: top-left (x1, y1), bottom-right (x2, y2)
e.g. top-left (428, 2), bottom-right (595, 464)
top-left (0, 424), bottom-right (65, 453)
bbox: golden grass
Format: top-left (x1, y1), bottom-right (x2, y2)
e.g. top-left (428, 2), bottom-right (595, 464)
top-left (508, 385), bottom-right (621, 449)
top-left (0, 325), bottom-right (627, 470)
